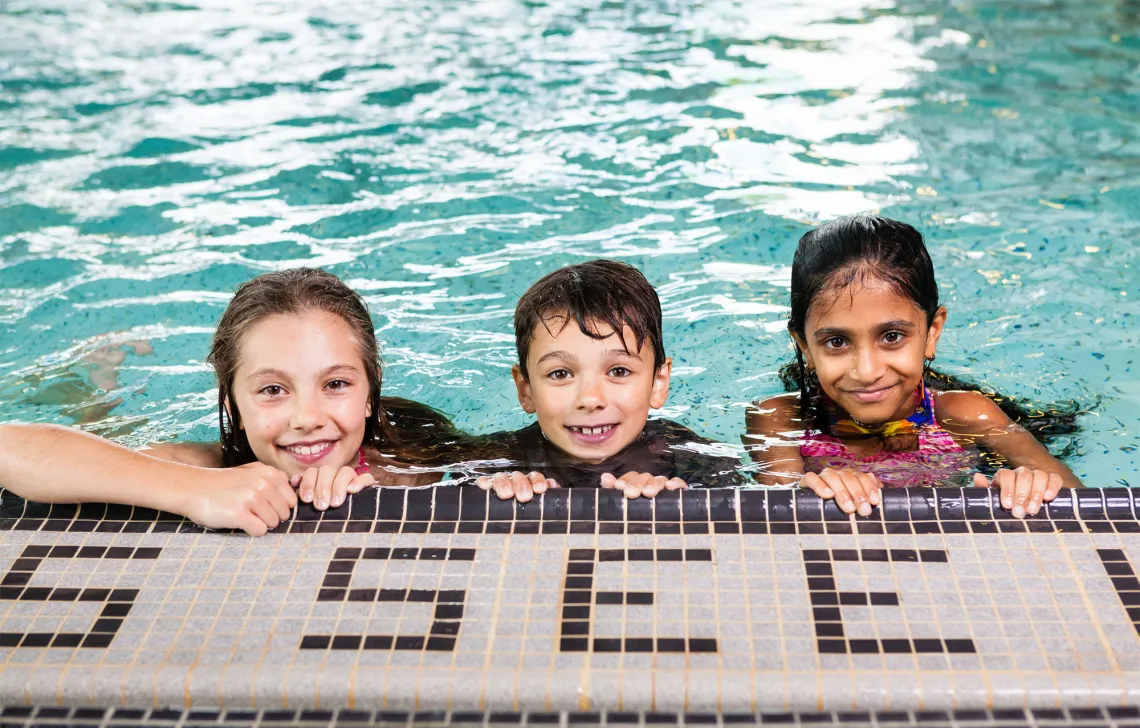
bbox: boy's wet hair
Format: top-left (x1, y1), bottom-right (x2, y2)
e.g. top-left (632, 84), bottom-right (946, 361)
top-left (208, 268), bottom-right (455, 466)
top-left (781, 215), bottom-right (1083, 460)
top-left (514, 260), bottom-right (665, 378)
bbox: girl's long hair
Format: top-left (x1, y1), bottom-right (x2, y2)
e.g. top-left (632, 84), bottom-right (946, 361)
top-left (207, 268), bottom-right (455, 466)
top-left (782, 216), bottom-right (1084, 459)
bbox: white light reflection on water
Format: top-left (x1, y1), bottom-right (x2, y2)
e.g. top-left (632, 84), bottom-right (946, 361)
top-left (0, 0), bottom-right (1136, 483)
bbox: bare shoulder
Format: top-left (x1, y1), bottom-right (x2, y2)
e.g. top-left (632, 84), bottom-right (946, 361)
top-left (746, 393), bottom-right (802, 433)
top-left (934, 390), bottom-right (1012, 435)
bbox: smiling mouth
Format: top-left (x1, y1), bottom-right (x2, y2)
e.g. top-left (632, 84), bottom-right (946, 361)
top-left (279, 440), bottom-right (337, 460)
top-left (567, 424), bottom-right (617, 436)
top-left (844, 384), bottom-right (898, 402)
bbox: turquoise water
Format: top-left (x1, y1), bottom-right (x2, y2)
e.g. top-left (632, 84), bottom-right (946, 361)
top-left (0, 0), bottom-right (1136, 484)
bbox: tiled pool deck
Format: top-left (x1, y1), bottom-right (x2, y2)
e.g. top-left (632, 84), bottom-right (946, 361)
top-left (1, 486), bottom-right (1139, 725)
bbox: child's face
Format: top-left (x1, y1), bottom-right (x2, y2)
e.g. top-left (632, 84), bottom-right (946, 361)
top-left (512, 315), bottom-right (671, 464)
top-left (230, 310), bottom-right (372, 477)
top-left (794, 279), bottom-right (946, 424)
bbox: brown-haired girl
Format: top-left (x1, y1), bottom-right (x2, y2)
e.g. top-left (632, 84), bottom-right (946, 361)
top-left (0, 268), bottom-right (456, 535)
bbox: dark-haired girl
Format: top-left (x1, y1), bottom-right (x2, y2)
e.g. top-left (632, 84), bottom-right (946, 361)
top-left (746, 216), bottom-right (1081, 519)
top-left (0, 269), bottom-right (456, 535)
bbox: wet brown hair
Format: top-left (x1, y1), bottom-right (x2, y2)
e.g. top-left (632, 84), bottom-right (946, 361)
top-left (779, 216), bottom-right (1084, 460)
top-left (208, 268), bottom-right (453, 466)
top-left (514, 259), bottom-right (665, 379)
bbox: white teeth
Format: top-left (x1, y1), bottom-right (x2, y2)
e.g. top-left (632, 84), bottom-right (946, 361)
top-left (571, 425), bottom-right (614, 436)
top-left (286, 442), bottom-right (332, 457)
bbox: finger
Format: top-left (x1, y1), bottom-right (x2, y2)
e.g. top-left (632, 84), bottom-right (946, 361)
top-left (476, 476), bottom-right (493, 491)
top-left (1018, 469), bottom-right (1049, 517)
top-left (1044, 472), bottom-right (1063, 501)
top-left (1006, 467), bottom-right (1033, 517)
top-left (600, 473), bottom-right (618, 489)
top-left (640, 476), bottom-right (667, 499)
top-left (277, 478), bottom-right (298, 511)
top-left (665, 478), bottom-right (686, 491)
top-left (248, 496), bottom-right (282, 531)
top-left (262, 481), bottom-right (294, 523)
top-left (313, 465), bottom-right (338, 510)
top-left (818, 470), bottom-right (854, 514)
top-left (837, 470), bottom-right (871, 517)
top-left (237, 512), bottom-right (268, 538)
top-left (347, 472), bottom-right (376, 494)
top-left (972, 472), bottom-right (989, 488)
top-left (619, 472), bottom-right (651, 499)
top-left (329, 467), bottom-right (356, 509)
top-left (547, 479), bottom-right (561, 489)
top-left (527, 472), bottom-right (548, 496)
top-left (511, 471), bottom-right (534, 503)
top-left (492, 472), bottom-right (515, 501)
top-left (863, 473), bottom-right (881, 506)
top-left (994, 469), bottom-right (1014, 509)
top-left (298, 468), bottom-right (318, 503)
top-left (802, 472), bottom-right (834, 499)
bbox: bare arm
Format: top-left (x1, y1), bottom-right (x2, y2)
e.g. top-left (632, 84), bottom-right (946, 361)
top-left (936, 391), bottom-right (1082, 488)
top-left (139, 440), bottom-right (223, 468)
top-left (744, 394), bottom-right (807, 486)
top-left (0, 423), bottom-right (296, 535)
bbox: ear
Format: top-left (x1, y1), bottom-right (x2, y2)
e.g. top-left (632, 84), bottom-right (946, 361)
top-left (649, 357), bottom-right (672, 409)
top-left (365, 398), bottom-right (373, 418)
top-left (512, 365), bottom-right (536, 414)
top-left (790, 331), bottom-right (814, 370)
top-left (925, 306), bottom-right (948, 360)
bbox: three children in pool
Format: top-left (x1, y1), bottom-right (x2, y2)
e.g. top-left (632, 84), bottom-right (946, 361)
top-left (0, 215), bottom-right (1081, 535)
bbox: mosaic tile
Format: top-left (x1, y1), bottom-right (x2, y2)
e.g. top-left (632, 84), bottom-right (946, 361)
top-left (0, 486), bottom-right (1139, 719)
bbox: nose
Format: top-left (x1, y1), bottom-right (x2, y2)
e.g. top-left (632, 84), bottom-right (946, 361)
top-left (575, 372), bottom-right (606, 412)
top-left (290, 389), bottom-right (326, 432)
top-left (850, 345), bottom-right (885, 384)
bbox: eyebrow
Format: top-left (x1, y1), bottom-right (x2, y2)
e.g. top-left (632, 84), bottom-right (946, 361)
top-left (246, 364), bottom-right (362, 381)
top-left (535, 351), bottom-right (576, 367)
top-left (812, 320), bottom-right (917, 338)
top-left (534, 347), bottom-right (639, 367)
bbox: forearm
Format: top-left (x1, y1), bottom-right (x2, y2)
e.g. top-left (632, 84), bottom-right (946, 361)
top-left (0, 423), bottom-right (205, 513)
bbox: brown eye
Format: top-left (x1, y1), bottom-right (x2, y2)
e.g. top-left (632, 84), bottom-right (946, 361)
top-left (609, 366), bottom-right (632, 378)
top-left (260, 385), bottom-right (284, 397)
top-left (547, 369), bottom-right (571, 380)
top-left (883, 331), bottom-right (905, 345)
top-left (326, 379), bottom-right (350, 391)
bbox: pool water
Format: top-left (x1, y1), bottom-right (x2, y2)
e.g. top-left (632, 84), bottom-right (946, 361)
top-left (0, 0), bottom-right (1136, 484)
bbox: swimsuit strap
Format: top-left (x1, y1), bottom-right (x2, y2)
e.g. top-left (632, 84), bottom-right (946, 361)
top-left (828, 383), bottom-right (935, 440)
top-left (354, 447), bottom-right (369, 476)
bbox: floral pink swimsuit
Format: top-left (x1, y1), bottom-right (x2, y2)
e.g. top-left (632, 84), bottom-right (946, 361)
top-left (801, 387), bottom-right (980, 487)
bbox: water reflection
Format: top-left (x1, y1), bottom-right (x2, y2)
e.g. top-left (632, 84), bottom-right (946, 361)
top-left (0, 0), bottom-right (1134, 483)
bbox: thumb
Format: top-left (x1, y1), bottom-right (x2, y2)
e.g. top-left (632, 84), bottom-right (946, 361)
top-left (972, 472), bottom-right (990, 488)
top-left (600, 473), bottom-right (617, 489)
top-left (347, 473), bottom-right (376, 492)
top-left (239, 512), bottom-right (268, 538)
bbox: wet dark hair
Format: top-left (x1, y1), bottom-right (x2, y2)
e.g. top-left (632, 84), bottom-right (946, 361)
top-left (514, 260), bottom-right (665, 378)
top-left (780, 215), bottom-right (1082, 457)
top-left (208, 268), bottom-right (455, 466)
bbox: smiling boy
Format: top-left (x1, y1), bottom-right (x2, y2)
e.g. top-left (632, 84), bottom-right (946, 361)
top-left (473, 260), bottom-right (741, 501)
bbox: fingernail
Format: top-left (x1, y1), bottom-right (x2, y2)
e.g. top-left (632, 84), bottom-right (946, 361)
top-left (821, 488), bottom-right (834, 498)
top-left (870, 491), bottom-right (880, 505)
top-left (615, 480), bottom-right (626, 489)
top-left (1013, 506), bottom-right (1025, 519)
top-left (301, 492), bottom-right (312, 503)
top-left (332, 495), bottom-right (343, 507)
top-left (316, 499), bottom-right (328, 510)
top-left (859, 503), bottom-right (871, 517)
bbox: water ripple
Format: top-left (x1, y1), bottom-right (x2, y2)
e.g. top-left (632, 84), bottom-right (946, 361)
top-left (1, 0), bottom-right (1136, 482)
